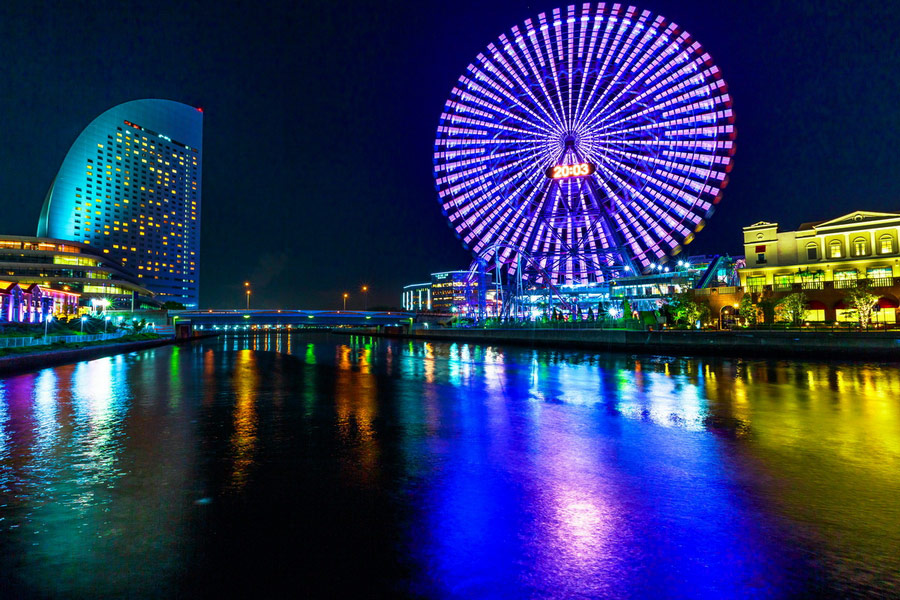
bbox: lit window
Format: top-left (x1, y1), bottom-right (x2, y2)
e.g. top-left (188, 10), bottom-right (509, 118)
top-left (853, 237), bottom-right (866, 256)
top-left (829, 240), bottom-right (842, 258)
top-left (880, 235), bottom-right (893, 254)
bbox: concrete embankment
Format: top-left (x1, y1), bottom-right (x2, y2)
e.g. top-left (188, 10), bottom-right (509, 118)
top-left (396, 328), bottom-right (900, 361)
top-left (0, 334), bottom-right (215, 376)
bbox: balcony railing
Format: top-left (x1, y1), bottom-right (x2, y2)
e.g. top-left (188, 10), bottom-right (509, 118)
top-left (834, 279), bottom-right (858, 289)
top-left (738, 276), bottom-right (899, 294)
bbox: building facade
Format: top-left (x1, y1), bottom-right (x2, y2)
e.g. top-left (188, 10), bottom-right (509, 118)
top-left (38, 99), bottom-right (202, 308)
top-left (430, 271), bottom-right (477, 313)
top-left (0, 235), bottom-right (153, 310)
top-left (733, 211), bottom-right (900, 323)
top-left (402, 282), bottom-right (431, 311)
top-left (0, 281), bottom-right (79, 323)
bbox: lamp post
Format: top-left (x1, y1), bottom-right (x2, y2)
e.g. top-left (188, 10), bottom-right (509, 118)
top-left (44, 314), bottom-right (52, 337)
top-left (343, 293), bottom-right (349, 311)
top-left (246, 289), bottom-right (251, 310)
top-left (104, 315), bottom-right (110, 333)
top-left (362, 285), bottom-right (369, 311)
top-left (81, 315), bottom-right (87, 333)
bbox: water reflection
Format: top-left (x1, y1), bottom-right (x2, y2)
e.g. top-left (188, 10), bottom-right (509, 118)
top-left (0, 333), bottom-right (898, 597)
top-left (228, 350), bottom-right (258, 492)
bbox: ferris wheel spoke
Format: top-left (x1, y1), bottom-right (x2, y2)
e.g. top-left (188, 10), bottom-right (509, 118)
top-left (471, 162), bottom-right (548, 254)
top-left (457, 67), bottom-right (559, 135)
top-left (583, 15), bottom-right (644, 126)
top-left (587, 64), bottom-right (710, 134)
top-left (472, 53), bottom-right (562, 135)
top-left (458, 80), bottom-right (552, 131)
top-left (573, 16), bottom-right (627, 130)
top-left (596, 163), bottom-right (674, 256)
top-left (537, 13), bottom-right (569, 127)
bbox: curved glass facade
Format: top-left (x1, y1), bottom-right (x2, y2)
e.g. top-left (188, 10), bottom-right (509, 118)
top-left (38, 99), bottom-right (202, 308)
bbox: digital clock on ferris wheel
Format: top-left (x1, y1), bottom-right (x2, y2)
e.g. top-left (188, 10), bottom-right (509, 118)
top-left (545, 162), bottom-right (596, 179)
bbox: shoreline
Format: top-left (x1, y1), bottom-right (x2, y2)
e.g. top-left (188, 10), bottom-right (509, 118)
top-left (0, 334), bottom-right (217, 377)
top-left (336, 327), bottom-right (900, 362)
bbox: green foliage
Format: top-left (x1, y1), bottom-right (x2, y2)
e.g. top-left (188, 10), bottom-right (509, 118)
top-left (738, 294), bottom-right (758, 326)
top-left (667, 291), bottom-right (711, 327)
top-left (776, 292), bottom-right (807, 326)
top-left (843, 286), bottom-right (879, 328)
top-left (162, 301), bottom-right (186, 310)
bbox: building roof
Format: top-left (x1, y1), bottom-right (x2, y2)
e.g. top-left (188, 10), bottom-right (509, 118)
top-left (812, 210), bottom-right (900, 230)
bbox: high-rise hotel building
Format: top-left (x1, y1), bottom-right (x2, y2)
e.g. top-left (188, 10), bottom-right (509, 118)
top-left (38, 99), bottom-right (202, 307)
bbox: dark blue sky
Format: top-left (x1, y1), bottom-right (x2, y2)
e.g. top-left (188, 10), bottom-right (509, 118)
top-left (1, 1), bottom-right (898, 308)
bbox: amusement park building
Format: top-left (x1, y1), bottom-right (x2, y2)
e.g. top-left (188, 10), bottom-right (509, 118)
top-left (0, 235), bottom-right (154, 312)
top-left (37, 99), bottom-right (202, 308)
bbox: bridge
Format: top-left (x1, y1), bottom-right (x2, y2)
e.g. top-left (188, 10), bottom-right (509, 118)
top-left (169, 309), bottom-right (416, 332)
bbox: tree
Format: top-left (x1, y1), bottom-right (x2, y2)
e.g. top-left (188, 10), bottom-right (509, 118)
top-left (738, 294), bottom-right (758, 326)
top-left (776, 292), bottom-right (807, 326)
top-left (844, 286), bottom-right (878, 328)
top-left (127, 318), bottom-right (148, 333)
top-left (162, 301), bottom-right (186, 310)
top-left (667, 291), bottom-right (710, 327)
top-left (756, 295), bottom-right (779, 325)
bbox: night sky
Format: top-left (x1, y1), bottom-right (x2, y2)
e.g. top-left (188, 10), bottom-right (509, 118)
top-left (2, 1), bottom-right (899, 309)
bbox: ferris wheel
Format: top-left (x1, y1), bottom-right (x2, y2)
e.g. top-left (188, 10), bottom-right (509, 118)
top-left (433, 4), bottom-right (735, 285)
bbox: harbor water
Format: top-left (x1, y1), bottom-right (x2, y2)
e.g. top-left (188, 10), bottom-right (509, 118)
top-left (1, 332), bottom-right (898, 598)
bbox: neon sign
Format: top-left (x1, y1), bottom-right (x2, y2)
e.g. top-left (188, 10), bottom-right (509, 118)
top-left (545, 162), bottom-right (595, 179)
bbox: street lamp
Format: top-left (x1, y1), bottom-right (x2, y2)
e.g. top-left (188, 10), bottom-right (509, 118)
top-left (104, 315), bottom-right (110, 332)
top-left (44, 314), bottom-right (52, 337)
top-left (246, 289), bottom-right (251, 310)
top-left (343, 293), bottom-right (349, 311)
top-left (81, 315), bottom-right (87, 333)
top-left (362, 285), bottom-right (369, 311)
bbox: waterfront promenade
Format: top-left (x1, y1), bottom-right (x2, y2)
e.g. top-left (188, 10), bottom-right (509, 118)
top-left (404, 326), bottom-right (900, 361)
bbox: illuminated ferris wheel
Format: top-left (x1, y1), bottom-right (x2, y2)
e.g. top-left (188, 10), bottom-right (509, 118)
top-left (433, 4), bottom-right (736, 285)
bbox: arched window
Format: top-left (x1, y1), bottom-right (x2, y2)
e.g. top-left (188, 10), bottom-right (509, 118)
top-left (829, 240), bottom-right (842, 258)
top-left (853, 237), bottom-right (867, 256)
top-left (880, 234), bottom-right (894, 254)
top-left (806, 242), bottom-right (818, 261)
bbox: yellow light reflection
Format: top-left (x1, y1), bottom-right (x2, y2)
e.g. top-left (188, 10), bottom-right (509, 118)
top-left (228, 350), bottom-right (258, 492)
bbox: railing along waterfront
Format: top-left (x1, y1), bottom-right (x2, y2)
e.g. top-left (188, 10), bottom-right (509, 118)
top-left (452, 319), bottom-right (646, 331)
top-left (445, 320), bottom-right (898, 333)
top-left (0, 331), bottom-right (129, 349)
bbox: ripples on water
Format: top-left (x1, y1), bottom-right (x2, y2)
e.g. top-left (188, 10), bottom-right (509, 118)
top-left (0, 332), bottom-right (899, 598)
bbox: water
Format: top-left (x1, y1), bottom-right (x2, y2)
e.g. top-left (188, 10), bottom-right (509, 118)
top-left (1, 332), bottom-right (899, 599)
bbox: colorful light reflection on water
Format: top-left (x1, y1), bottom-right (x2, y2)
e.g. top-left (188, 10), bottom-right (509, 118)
top-left (1, 332), bottom-right (899, 598)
